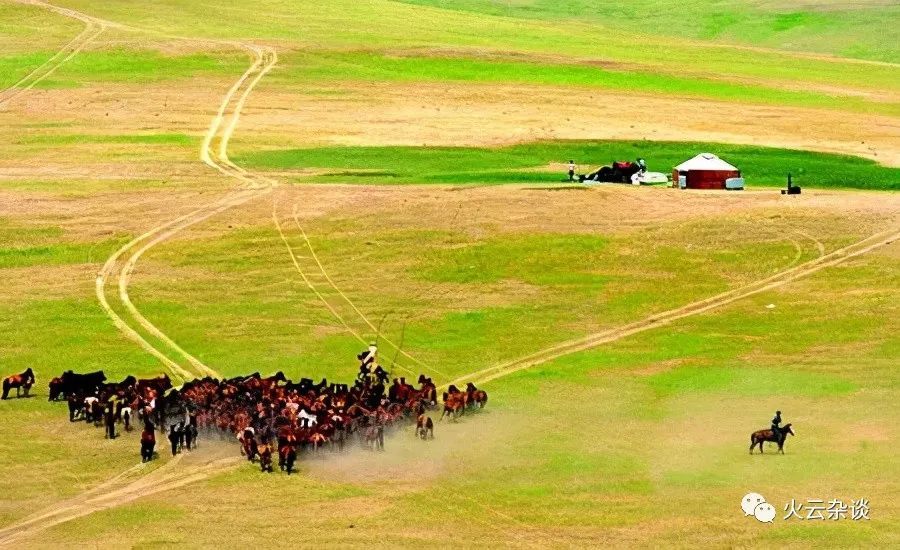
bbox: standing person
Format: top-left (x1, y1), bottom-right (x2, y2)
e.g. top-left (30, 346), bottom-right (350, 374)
top-left (84, 395), bottom-right (99, 423)
top-left (168, 424), bottom-right (181, 456)
top-left (183, 421), bottom-right (194, 451)
top-left (177, 421), bottom-right (186, 450)
top-left (152, 392), bottom-right (165, 433)
top-left (186, 411), bottom-right (198, 449)
top-left (67, 394), bottom-right (81, 422)
top-left (568, 160), bottom-right (576, 182)
top-left (104, 401), bottom-right (116, 439)
top-left (141, 420), bottom-right (156, 462)
top-left (357, 342), bottom-right (378, 379)
top-left (121, 404), bottom-right (132, 432)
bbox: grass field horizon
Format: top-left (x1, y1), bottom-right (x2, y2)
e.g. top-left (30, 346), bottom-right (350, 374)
top-left (233, 139), bottom-right (900, 189)
top-left (1, 0), bottom-right (898, 547)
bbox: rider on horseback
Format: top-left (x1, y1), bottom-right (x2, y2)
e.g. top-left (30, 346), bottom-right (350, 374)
top-left (771, 410), bottom-right (782, 440)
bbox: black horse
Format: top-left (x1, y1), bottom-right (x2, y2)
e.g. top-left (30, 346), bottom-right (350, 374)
top-left (2, 368), bottom-right (35, 399)
top-left (749, 423), bottom-right (795, 454)
top-left (49, 370), bottom-right (106, 400)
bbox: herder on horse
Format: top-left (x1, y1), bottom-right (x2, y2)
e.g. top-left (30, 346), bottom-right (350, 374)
top-left (356, 342), bottom-right (378, 383)
top-left (749, 410), bottom-right (795, 454)
top-left (771, 410), bottom-right (782, 441)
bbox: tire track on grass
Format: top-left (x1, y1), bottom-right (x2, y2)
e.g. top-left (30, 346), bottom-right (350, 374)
top-left (10, 1), bottom-right (895, 540)
top-left (0, 1), bottom-right (105, 109)
top-left (96, 45), bottom-right (278, 382)
top-left (287, 204), bottom-right (449, 381)
top-left (272, 198), bottom-right (422, 380)
top-left (0, 3), bottom-right (278, 538)
top-left (450, 228), bottom-right (899, 388)
top-left (0, 454), bottom-right (243, 545)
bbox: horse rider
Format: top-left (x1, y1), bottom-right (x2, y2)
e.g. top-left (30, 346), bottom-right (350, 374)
top-left (358, 342), bottom-right (377, 370)
top-left (771, 410), bottom-right (782, 440)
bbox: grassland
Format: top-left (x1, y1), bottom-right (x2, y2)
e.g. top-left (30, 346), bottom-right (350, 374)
top-left (267, 50), bottom-right (895, 116)
top-left (0, 0), bottom-right (898, 547)
top-left (234, 140), bottom-right (900, 189)
top-left (1, 185), bottom-right (897, 546)
top-left (398, 0), bottom-right (900, 62)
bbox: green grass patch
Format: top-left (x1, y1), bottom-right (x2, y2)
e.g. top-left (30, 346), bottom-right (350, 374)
top-left (0, 51), bottom-right (54, 88)
top-left (0, 235), bottom-right (129, 269)
top-left (647, 365), bottom-right (855, 398)
top-left (53, 0), bottom-right (900, 92)
top-left (0, 297), bottom-right (162, 379)
top-left (0, 219), bottom-right (64, 245)
top-left (235, 140), bottom-right (900, 190)
top-left (28, 49), bottom-right (245, 88)
top-left (14, 133), bottom-right (196, 146)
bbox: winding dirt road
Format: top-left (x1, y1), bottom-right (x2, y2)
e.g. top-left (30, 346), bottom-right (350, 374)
top-left (3, 0), bottom-right (897, 543)
top-left (95, 41), bottom-right (278, 383)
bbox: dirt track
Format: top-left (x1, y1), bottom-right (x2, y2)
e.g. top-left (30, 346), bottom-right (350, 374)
top-left (272, 198), bottom-right (448, 381)
top-left (0, 0), bottom-right (105, 109)
top-left (0, 450), bottom-right (241, 545)
top-left (451, 228), bottom-right (899, 388)
top-left (2, 0), bottom-right (898, 542)
top-left (95, 37), bottom-right (279, 384)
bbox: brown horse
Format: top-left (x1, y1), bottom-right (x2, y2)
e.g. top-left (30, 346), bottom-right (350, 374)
top-left (240, 432), bottom-right (259, 462)
top-left (308, 432), bottom-right (328, 453)
top-left (465, 383), bottom-right (488, 410)
top-left (258, 443), bottom-right (273, 472)
top-left (364, 424), bottom-right (384, 451)
top-left (749, 423), bottom-right (795, 454)
top-left (279, 434), bottom-right (297, 474)
top-left (2, 368), bottom-right (35, 399)
top-left (415, 414), bottom-right (434, 440)
top-left (440, 391), bottom-right (466, 421)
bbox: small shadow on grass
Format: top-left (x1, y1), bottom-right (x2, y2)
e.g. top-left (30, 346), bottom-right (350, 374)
top-left (523, 185), bottom-right (590, 191)
top-left (321, 171), bottom-right (401, 178)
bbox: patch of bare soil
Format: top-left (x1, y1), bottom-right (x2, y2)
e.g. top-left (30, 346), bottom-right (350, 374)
top-left (238, 82), bottom-right (900, 166)
top-left (0, 186), bottom-right (225, 241)
top-left (274, 184), bottom-right (900, 239)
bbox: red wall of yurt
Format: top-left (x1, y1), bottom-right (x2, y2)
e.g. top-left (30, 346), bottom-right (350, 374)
top-left (685, 169), bottom-right (740, 190)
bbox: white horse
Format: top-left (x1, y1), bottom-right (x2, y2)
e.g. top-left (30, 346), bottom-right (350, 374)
top-left (299, 409), bottom-right (318, 428)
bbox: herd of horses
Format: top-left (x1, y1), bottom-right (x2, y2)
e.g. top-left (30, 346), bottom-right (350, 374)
top-left (1, 366), bottom-right (490, 473)
top-left (3, 367), bottom-right (797, 458)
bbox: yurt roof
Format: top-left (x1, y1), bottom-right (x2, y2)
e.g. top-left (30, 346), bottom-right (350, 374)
top-left (674, 153), bottom-right (738, 172)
